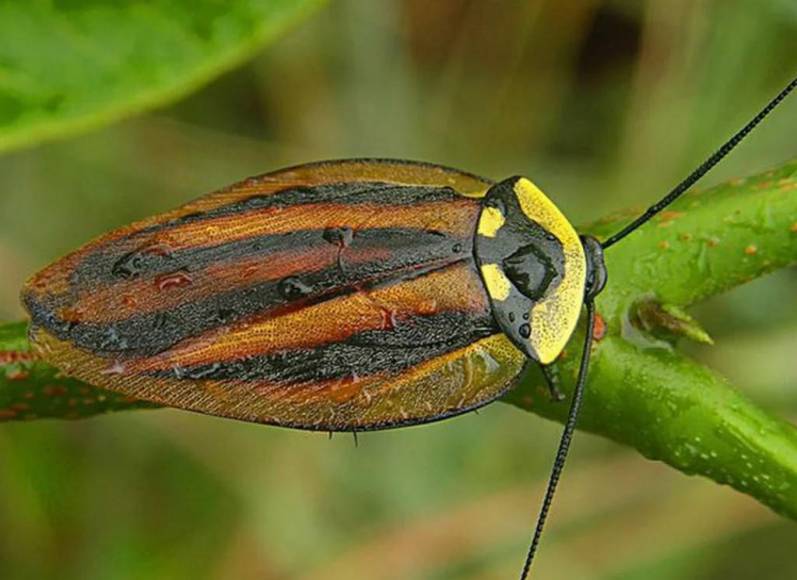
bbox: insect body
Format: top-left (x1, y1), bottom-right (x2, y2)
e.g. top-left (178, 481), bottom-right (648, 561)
top-left (21, 77), bottom-right (797, 578)
top-left (22, 160), bottom-right (602, 430)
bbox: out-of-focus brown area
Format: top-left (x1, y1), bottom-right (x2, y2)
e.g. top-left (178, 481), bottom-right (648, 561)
top-left (1, 1), bottom-right (796, 578)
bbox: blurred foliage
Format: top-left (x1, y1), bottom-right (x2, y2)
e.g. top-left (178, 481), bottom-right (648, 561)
top-left (1, 1), bottom-right (796, 579)
top-left (0, 0), bottom-right (325, 153)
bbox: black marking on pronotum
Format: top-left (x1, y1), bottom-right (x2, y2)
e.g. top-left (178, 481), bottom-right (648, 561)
top-left (156, 310), bottom-right (497, 384)
top-left (136, 181), bottom-right (464, 236)
top-left (74, 226), bottom-right (469, 286)
top-left (475, 177), bottom-right (566, 359)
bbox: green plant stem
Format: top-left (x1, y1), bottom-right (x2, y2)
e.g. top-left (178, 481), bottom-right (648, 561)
top-left (507, 337), bottom-right (797, 519)
top-left (592, 160), bottom-right (797, 320)
top-left (1, 160), bottom-right (796, 518)
top-left (0, 322), bottom-right (157, 420)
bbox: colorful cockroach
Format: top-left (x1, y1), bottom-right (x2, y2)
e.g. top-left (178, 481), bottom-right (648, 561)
top-left (21, 76), bottom-right (796, 577)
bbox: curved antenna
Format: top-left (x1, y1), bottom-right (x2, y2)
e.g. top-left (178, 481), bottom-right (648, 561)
top-left (519, 301), bottom-right (596, 580)
top-left (602, 75), bottom-right (797, 250)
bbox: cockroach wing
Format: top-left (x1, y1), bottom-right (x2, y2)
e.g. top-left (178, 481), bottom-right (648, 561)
top-left (23, 159), bottom-right (527, 430)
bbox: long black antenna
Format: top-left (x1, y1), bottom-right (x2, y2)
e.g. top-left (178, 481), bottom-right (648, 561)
top-left (519, 301), bottom-right (596, 580)
top-left (602, 75), bottom-right (797, 250)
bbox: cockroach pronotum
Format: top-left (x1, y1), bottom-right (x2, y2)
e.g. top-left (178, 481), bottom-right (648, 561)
top-left (22, 76), bottom-right (796, 577)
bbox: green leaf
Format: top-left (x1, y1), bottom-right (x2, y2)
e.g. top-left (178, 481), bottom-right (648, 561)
top-left (2, 160), bottom-right (797, 519)
top-left (0, 0), bottom-right (325, 153)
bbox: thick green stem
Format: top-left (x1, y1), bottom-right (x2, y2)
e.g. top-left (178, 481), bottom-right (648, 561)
top-left (591, 160), bottom-right (797, 321)
top-left (507, 336), bottom-right (797, 519)
top-left (1, 159), bottom-right (796, 519)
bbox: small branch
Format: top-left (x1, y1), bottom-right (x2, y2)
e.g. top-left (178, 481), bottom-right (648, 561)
top-left (589, 159), bottom-right (797, 320)
top-left (0, 322), bottom-right (157, 420)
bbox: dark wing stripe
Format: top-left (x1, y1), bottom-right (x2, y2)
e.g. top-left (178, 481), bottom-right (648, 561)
top-left (154, 310), bottom-right (496, 384)
top-left (138, 182), bottom-right (461, 235)
top-left (126, 259), bottom-right (493, 373)
top-left (71, 227), bottom-right (459, 290)
top-left (133, 198), bottom-right (477, 256)
top-left (24, 183), bottom-right (481, 354)
top-left (26, 227), bottom-right (473, 357)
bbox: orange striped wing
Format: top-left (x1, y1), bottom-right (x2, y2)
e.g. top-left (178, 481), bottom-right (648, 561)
top-left (22, 159), bottom-right (526, 430)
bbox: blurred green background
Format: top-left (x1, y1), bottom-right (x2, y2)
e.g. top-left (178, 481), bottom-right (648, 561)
top-left (1, 1), bottom-right (797, 578)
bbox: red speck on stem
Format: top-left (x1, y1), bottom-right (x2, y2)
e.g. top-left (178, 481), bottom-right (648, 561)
top-left (0, 351), bottom-right (36, 364)
top-left (43, 385), bottom-right (68, 397)
top-left (657, 211), bottom-right (684, 227)
top-left (7, 369), bottom-right (30, 381)
top-left (593, 312), bottom-right (607, 341)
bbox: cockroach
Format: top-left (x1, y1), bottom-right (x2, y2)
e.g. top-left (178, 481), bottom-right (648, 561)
top-left (22, 76), bottom-right (796, 577)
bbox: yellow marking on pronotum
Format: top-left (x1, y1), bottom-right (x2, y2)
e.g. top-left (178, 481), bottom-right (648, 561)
top-left (513, 178), bottom-right (586, 365)
top-left (480, 263), bottom-right (512, 301)
top-left (478, 206), bottom-right (505, 238)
